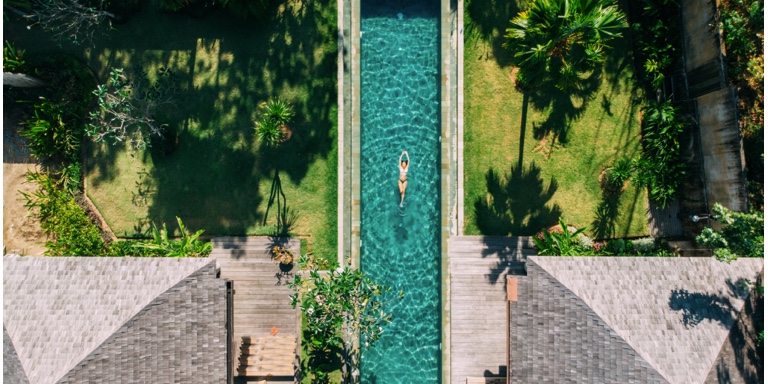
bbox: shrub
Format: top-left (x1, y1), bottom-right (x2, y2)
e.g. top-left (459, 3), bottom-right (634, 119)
top-left (605, 238), bottom-right (627, 254)
top-left (21, 172), bottom-right (106, 256)
top-left (133, 217), bottom-right (213, 257)
top-left (632, 0), bottom-right (680, 91)
top-left (254, 98), bottom-right (294, 147)
top-left (630, 236), bottom-right (656, 254)
top-left (533, 218), bottom-right (589, 256)
top-left (633, 99), bottom-right (687, 207)
top-left (3, 41), bottom-right (26, 72)
top-left (107, 239), bottom-right (155, 256)
top-left (577, 233), bottom-right (594, 250)
top-left (695, 202), bottom-right (764, 263)
top-left (21, 98), bottom-right (81, 161)
top-left (606, 157), bottom-right (634, 190)
top-left (59, 161), bottom-right (82, 194)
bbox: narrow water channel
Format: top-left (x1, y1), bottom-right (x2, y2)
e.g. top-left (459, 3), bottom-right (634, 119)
top-left (359, 0), bottom-right (441, 382)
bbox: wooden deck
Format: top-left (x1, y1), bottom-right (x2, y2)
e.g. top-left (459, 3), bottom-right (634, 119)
top-left (449, 236), bottom-right (535, 384)
top-left (211, 237), bottom-right (299, 381)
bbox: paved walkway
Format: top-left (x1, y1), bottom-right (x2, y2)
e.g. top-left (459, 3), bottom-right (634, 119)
top-left (210, 237), bottom-right (299, 381)
top-left (448, 236), bottom-right (535, 384)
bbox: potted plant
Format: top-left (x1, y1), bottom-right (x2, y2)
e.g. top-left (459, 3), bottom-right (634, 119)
top-left (272, 245), bottom-right (294, 266)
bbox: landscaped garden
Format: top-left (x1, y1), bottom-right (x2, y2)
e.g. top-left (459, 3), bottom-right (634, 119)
top-left (463, 0), bottom-right (649, 240)
top-left (4, 0), bottom-right (340, 261)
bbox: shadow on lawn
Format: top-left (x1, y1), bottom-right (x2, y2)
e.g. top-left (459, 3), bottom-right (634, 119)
top-left (464, 0), bottom-right (520, 66)
top-left (474, 162), bottom-right (562, 236)
top-left (10, 0), bottom-right (339, 236)
top-left (591, 188), bottom-right (622, 240)
top-left (526, 70), bottom-right (602, 146)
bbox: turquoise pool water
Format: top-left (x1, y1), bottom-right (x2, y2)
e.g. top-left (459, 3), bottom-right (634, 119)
top-left (359, 0), bottom-right (441, 382)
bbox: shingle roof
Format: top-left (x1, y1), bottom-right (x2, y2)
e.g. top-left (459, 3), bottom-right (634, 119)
top-left (509, 259), bottom-right (667, 383)
top-left (3, 256), bottom-right (228, 384)
top-left (510, 256), bottom-right (764, 384)
top-left (4, 326), bottom-right (30, 384)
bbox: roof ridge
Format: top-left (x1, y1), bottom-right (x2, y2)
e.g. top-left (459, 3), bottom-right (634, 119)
top-left (57, 260), bottom-right (221, 382)
top-left (526, 257), bottom-right (666, 382)
top-left (528, 256), bottom-right (763, 384)
top-left (3, 256), bottom-right (214, 384)
top-left (50, 258), bottom-right (217, 384)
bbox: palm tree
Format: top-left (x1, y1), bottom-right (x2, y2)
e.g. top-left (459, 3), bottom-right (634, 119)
top-left (504, 0), bottom-right (627, 91)
top-left (254, 98), bottom-right (295, 147)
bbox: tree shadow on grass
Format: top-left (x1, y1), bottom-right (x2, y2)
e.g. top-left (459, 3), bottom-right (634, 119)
top-left (144, 124), bottom-right (264, 236)
top-left (591, 188), bottom-right (622, 240)
top-left (8, 1), bottom-right (340, 237)
top-left (527, 70), bottom-right (602, 146)
top-left (262, 168), bottom-right (297, 236)
top-left (464, 0), bottom-right (521, 66)
top-left (474, 162), bottom-right (562, 236)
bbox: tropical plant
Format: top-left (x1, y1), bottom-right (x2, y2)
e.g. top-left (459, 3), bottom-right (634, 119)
top-left (21, 98), bottom-right (81, 161)
top-left (254, 98), bottom-right (294, 147)
top-left (720, 0), bottom-right (763, 77)
top-left (21, 172), bottom-right (107, 256)
top-left (86, 67), bottom-right (177, 152)
top-left (632, 99), bottom-right (687, 207)
top-left (503, 0), bottom-right (627, 91)
top-left (3, 41), bottom-right (26, 72)
top-left (532, 218), bottom-right (589, 255)
top-left (254, 117), bottom-right (283, 147)
top-left (288, 253), bottom-right (401, 383)
top-left (632, 0), bottom-right (680, 90)
top-left (107, 239), bottom-right (154, 256)
top-left (26, 0), bottom-right (115, 46)
top-left (134, 217), bottom-right (213, 257)
top-left (605, 157), bottom-right (633, 190)
top-left (695, 203), bottom-right (764, 263)
top-left (59, 161), bottom-right (82, 194)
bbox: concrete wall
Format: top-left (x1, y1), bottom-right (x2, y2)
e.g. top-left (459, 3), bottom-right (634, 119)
top-left (680, 0), bottom-right (748, 225)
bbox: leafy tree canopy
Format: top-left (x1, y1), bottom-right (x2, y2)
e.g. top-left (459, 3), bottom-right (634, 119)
top-left (504, 0), bottom-right (627, 91)
top-left (288, 253), bottom-right (401, 383)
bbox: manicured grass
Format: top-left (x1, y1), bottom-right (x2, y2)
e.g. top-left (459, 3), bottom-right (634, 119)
top-left (463, 0), bottom-right (649, 239)
top-left (7, 0), bottom-right (339, 260)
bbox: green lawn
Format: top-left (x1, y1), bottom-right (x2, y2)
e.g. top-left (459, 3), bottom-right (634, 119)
top-left (463, 0), bottom-right (649, 239)
top-left (6, 1), bottom-right (338, 260)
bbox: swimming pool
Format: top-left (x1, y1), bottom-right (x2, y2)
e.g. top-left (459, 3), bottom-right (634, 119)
top-left (359, 0), bottom-right (441, 382)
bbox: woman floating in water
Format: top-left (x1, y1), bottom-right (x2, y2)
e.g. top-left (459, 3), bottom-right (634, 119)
top-left (398, 150), bottom-right (409, 207)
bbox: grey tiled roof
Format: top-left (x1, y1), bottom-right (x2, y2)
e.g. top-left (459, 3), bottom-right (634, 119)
top-left (4, 326), bottom-right (30, 384)
top-left (510, 256), bottom-right (763, 383)
top-left (3, 256), bottom-right (227, 384)
top-left (509, 258), bottom-right (667, 383)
